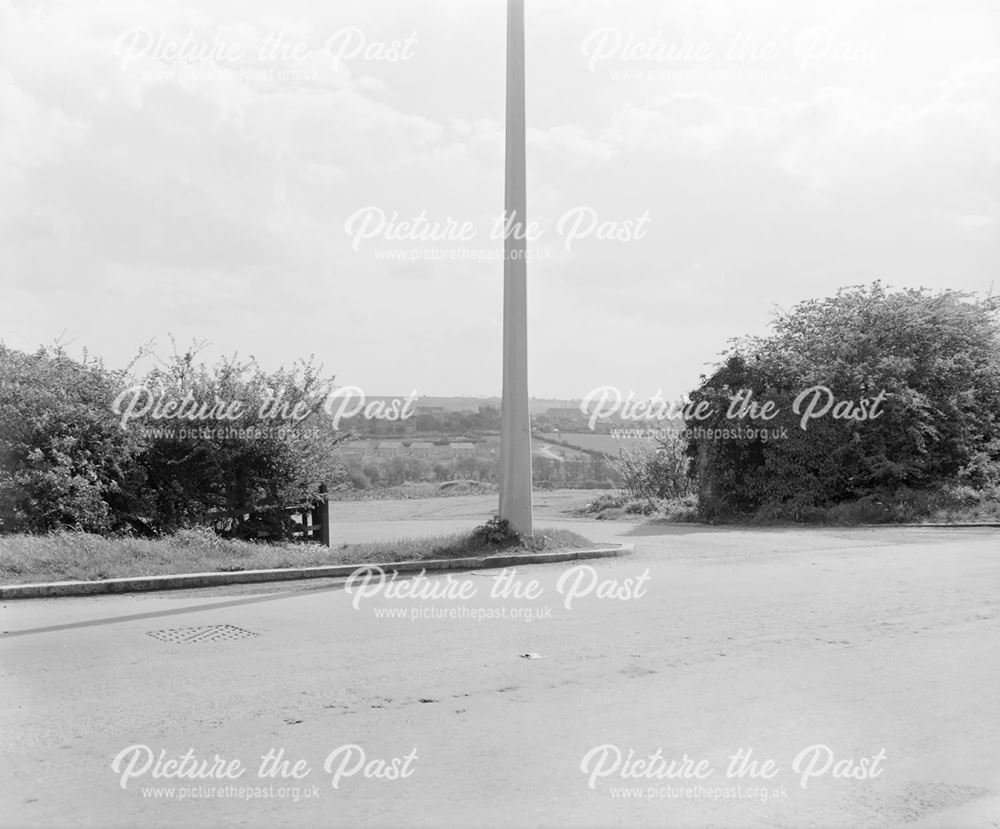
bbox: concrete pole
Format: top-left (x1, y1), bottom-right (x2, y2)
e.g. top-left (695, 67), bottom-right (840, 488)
top-left (499, 0), bottom-right (533, 536)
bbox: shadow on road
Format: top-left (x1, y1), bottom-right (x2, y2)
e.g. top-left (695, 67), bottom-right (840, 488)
top-left (620, 520), bottom-right (984, 537)
top-left (0, 580), bottom-right (350, 639)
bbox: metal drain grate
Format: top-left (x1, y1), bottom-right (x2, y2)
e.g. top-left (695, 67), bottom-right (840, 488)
top-left (146, 625), bottom-right (260, 644)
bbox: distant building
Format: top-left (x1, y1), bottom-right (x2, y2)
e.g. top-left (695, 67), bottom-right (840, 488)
top-left (408, 441), bottom-right (434, 458)
top-left (338, 444), bottom-right (368, 459)
top-left (376, 441), bottom-right (403, 458)
top-left (430, 443), bottom-right (456, 459)
top-left (450, 442), bottom-right (475, 458)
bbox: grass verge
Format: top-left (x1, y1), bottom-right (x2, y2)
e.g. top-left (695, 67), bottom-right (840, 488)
top-left (0, 526), bottom-right (598, 585)
top-left (576, 486), bottom-right (1000, 525)
top-left (577, 492), bottom-right (699, 522)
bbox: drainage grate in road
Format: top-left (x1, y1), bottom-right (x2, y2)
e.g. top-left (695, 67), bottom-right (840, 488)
top-left (146, 625), bottom-right (260, 644)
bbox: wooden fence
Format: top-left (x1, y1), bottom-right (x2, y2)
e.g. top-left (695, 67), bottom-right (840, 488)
top-left (288, 496), bottom-right (331, 547)
top-left (207, 487), bottom-right (332, 547)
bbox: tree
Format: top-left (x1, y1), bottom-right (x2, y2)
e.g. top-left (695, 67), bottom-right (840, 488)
top-left (687, 284), bottom-right (1000, 518)
top-left (614, 432), bottom-right (691, 500)
top-left (0, 341), bottom-right (351, 538)
top-left (0, 345), bottom-right (144, 533)
top-left (130, 348), bottom-right (348, 536)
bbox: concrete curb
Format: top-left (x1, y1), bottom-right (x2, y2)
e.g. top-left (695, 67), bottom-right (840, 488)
top-left (693, 522), bottom-right (1000, 529)
top-left (814, 523), bottom-right (1000, 529)
top-left (905, 523), bottom-right (1000, 528)
top-left (0, 544), bottom-right (633, 600)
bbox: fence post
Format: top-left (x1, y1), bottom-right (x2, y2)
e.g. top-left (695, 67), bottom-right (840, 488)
top-left (318, 484), bottom-right (331, 547)
top-left (302, 504), bottom-right (313, 541)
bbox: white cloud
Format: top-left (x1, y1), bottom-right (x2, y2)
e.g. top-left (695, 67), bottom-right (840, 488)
top-left (1, 0), bottom-right (997, 397)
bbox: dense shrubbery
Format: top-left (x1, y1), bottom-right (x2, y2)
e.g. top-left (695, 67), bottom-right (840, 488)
top-left (470, 515), bottom-right (522, 547)
top-left (579, 491), bottom-right (698, 521)
top-left (613, 430), bottom-right (691, 501)
top-left (7, 282), bottom-right (999, 536)
top-left (127, 349), bottom-right (346, 538)
top-left (686, 284), bottom-right (1000, 520)
top-left (0, 343), bottom-right (347, 537)
top-left (0, 345), bottom-right (143, 534)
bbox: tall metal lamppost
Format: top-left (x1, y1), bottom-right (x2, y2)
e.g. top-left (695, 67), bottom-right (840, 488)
top-left (498, 0), bottom-right (533, 536)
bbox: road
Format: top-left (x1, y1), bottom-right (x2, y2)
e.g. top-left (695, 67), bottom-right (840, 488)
top-left (2, 505), bottom-right (999, 827)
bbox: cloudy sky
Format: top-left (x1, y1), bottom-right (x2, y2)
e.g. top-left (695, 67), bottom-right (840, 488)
top-left (1, 0), bottom-right (997, 400)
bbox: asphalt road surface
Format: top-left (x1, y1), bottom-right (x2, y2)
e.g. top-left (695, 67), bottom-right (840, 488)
top-left (2, 513), bottom-right (999, 828)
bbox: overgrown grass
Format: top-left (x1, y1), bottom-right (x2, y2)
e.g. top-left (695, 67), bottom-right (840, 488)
top-left (771, 485), bottom-right (1000, 525)
top-left (0, 525), bottom-right (597, 585)
top-left (577, 485), bottom-right (1000, 525)
top-left (578, 492), bottom-right (699, 522)
top-left (705, 484), bottom-right (1000, 525)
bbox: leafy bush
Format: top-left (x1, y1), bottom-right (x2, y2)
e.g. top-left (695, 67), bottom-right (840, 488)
top-left (470, 515), bottom-right (522, 547)
top-left (0, 340), bottom-right (349, 539)
top-left (579, 491), bottom-right (698, 522)
top-left (124, 346), bottom-right (348, 537)
top-left (0, 345), bottom-right (144, 534)
top-left (752, 485), bottom-right (1000, 525)
top-left (613, 431), bottom-right (692, 501)
top-left (661, 494), bottom-right (699, 522)
top-left (582, 492), bottom-right (628, 513)
top-left (688, 284), bottom-right (1000, 519)
top-left (623, 498), bottom-right (659, 515)
top-left (171, 525), bottom-right (226, 549)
